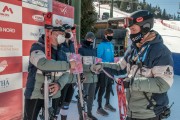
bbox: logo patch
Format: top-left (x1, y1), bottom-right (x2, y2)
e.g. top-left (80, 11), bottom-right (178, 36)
top-left (136, 17), bottom-right (144, 22)
top-left (164, 67), bottom-right (172, 75)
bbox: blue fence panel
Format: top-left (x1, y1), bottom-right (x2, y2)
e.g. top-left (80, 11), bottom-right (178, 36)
top-left (172, 52), bottom-right (180, 75)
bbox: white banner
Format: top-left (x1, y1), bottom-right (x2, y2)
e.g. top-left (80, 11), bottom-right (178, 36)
top-left (22, 23), bottom-right (44, 40)
top-left (0, 2), bottom-right (22, 23)
top-left (0, 39), bottom-right (22, 57)
top-left (0, 73), bottom-right (22, 93)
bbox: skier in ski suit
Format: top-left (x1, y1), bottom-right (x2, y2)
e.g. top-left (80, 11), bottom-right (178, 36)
top-left (98, 10), bottom-right (174, 120)
top-left (77, 32), bottom-right (99, 120)
top-left (23, 26), bottom-right (76, 120)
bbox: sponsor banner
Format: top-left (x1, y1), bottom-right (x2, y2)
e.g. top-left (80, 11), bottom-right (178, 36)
top-left (22, 0), bottom-right (48, 8)
top-left (23, 40), bottom-right (36, 56)
top-left (0, 39), bottom-right (22, 57)
top-left (0, 57), bottom-right (22, 75)
top-left (23, 7), bottom-right (45, 26)
top-left (22, 56), bottom-right (29, 72)
top-left (0, 2), bottom-right (22, 23)
top-left (0, 20), bottom-right (22, 39)
top-left (53, 14), bottom-right (74, 27)
top-left (0, 89), bottom-right (22, 120)
top-left (23, 72), bottom-right (28, 88)
top-left (0, 73), bottom-right (22, 93)
top-left (0, 0), bottom-right (22, 6)
top-left (53, 0), bottom-right (74, 19)
top-left (22, 0), bottom-right (48, 13)
top-left (22, 23), bottom-right (44, 41)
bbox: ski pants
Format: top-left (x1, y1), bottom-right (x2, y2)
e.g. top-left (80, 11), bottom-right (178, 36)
top-left (95, 72), bottom-right (114, 108)
top-left (78, 83), bottom-right (97, 118)
top-left (23, 99), bottom-right (44, 120)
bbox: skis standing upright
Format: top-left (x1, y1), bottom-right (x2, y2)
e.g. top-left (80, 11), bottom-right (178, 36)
top-left (72, 29), bottom-right (87, 120)
top-left (44, 12), bottom-right (54, 120)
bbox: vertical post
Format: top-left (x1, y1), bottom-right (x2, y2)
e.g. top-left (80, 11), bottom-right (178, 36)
top-left (110, 0), bottom-right (113, 18)
top-left (48, 0), bottom-right (52, 12)
top-left (72, 0), bottom-right (81, 44)
top-left (99, 0), bottom-right (100, 18)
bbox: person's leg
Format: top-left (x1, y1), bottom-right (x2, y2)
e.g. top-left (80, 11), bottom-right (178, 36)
top-left (86, 83), bottom-right (98, 120)
top-left (104, 78), bottom-right (116, 112)
top-left (23, 99), bottom-right (43, 120)
top-left (97, 73), bottom-right (106, 109)
top-left (60, 84), bottom-right (75, 120)
top-left (97, 73), bottom-right (109, 116)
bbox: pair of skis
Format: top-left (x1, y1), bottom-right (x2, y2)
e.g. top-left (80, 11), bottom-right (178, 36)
top-left (43, 12), bottom-right (55, 120)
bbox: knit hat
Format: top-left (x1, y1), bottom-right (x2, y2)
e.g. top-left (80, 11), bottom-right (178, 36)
top-left (85, 32), bottom-right (95, 40)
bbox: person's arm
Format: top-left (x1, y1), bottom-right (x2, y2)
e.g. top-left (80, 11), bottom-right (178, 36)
top-left (57, 72), bottom-right (70, 90)
top-left (30, 50), bottom-right (70, 72)
top-left (132, 49), bottom-right (174, 93)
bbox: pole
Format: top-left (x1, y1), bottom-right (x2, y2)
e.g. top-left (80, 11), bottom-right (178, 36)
top-left (72, 0), bottom-right (81, 44)
top-left (99, 0), bottom-right (100, 18)
top-left (110, 0), bottom-right (113, 18)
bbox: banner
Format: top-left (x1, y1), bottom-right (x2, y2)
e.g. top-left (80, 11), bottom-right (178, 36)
top-left (0, 0), bottom-right (74, 119)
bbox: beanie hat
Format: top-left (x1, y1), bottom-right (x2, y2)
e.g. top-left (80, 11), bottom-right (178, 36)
top-left (85, 32), bottom-right (95, 40)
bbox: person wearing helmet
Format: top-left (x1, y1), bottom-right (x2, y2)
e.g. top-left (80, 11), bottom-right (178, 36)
top-left (98, 10), bottom-right (174, 120)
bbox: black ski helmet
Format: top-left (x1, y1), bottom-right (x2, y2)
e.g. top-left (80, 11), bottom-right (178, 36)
top-left (128, 10), bottom-right (154, 35)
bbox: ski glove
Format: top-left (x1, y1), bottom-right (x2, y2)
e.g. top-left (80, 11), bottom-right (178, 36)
top-left (123, 78), bottom-right (132, 88)
top-left (90, 63), bottom-right (103, 74)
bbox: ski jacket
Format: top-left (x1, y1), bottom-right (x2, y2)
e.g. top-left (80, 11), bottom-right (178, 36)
top-left (97, 38), bottom-right (114, 62)
top-left (57, 40), bottom-right (76, 83)
top-left (78, 40), bottom-right (98, 83)
top-left (103, 31), bottom-right (174, 119)
top-left (24, 35), bottom-right (70, 99)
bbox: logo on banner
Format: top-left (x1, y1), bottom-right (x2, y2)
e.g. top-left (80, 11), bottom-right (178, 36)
top-left (0, 60), bottom-right (8, 72)
top-left (0, 44), bottom-right (19, 52)
top-left (0, 6), bottom-right (13, 17)
top-left (0, 27), bottom-right (16, 33)
top-left (61, 6), bottom-right (67, 15)
top-left (32, 15), bottom-right (44, 22)
top-left (30, 28), bottom-right (43, 38)
top-left (55, 19), bottom-right (63, 26)
top-left (0, 78), bottom-right (10, 88)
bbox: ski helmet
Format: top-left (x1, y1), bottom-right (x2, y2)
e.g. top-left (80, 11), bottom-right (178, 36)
top-left (127, 10), bottom-right (154, 35)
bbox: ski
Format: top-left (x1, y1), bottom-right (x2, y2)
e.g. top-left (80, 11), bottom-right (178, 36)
top-left (72, 28), bottom-right (87, 120)
top-left (44, 12), bottom-right (54, 120)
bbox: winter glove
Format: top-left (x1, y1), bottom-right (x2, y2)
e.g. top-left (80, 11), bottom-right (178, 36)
top-left (40, 82), bottom-right (60, 96)
top-left (90, 63), bottom-right (103, 74)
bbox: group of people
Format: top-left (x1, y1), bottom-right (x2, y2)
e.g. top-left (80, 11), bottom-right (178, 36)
top-left (24, 10), bottom-right (174, 120)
